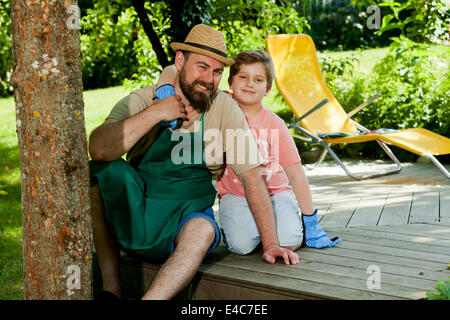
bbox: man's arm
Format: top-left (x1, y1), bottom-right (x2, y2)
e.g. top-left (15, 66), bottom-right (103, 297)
top-left (238, 166), bottom-right (299, 265)
top-left (89, 95), bottom-right (186, 161)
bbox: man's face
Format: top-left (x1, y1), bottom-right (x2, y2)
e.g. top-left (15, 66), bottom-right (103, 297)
top-left (178, 53), bottom-right (224, 111)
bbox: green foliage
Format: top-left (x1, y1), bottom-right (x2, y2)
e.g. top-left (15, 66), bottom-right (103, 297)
top-left (0, 0), bottom-right (12, 97)
top-left (80, 0), bottom-right (307, 90)
top-left (122, 23), bottom-right (162, 91)
top-left (124, 0), bottom-right (307, 89)
top-left (378, 0), bottom-right (450, 44)
top-left (294, 0), bottom-right (391, 51)
top-left (317, 38), bottom-right (449, 160)
top-left (320, 52), bottom-right (367, 116)
top-left (212, 0), bottom-right (306, 56)
top-left (426, 279), bottom-right (450, 300)
top-left (365, 39), bottom-right (450, 137)
top-left (80, 1), bottom-right (141, 90)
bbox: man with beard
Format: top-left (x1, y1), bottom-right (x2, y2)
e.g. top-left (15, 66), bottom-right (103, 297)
top-left (88, 24), bottom-right (299, 300)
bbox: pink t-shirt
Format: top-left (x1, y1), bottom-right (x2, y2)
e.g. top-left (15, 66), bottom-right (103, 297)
top-left (217, 106), bottom-right (301, 197)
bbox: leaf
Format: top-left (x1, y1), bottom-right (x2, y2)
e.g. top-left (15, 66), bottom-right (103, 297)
top-left (426, 291), bottom-right (445, 300)
top-left (379, 22), bottom-right (403, 34)
top-left (378, 2), bottom-right (401, 8)
top-left (381, 14), bottom-right (394, 28)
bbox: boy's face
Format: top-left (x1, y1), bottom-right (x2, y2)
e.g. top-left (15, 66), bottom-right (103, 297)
top-left (229, 63), bottom-right (270, 108)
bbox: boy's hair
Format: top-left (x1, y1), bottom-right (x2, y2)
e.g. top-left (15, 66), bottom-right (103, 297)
top-left (229, 50), bottom-right (275, 90)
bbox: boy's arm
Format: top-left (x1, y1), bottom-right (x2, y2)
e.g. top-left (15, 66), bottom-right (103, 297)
top-left (157, 65), bottom-right (177, 87)
top-left (283, 162), bottom-right (314, 214)
top-left (284, 162), bottom-right (342, 248)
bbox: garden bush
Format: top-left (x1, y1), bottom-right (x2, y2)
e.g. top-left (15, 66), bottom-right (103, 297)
top-left (0, 0), bottom-right (12, 98)
top-left (320, 39), bottom-right (449, 161)
top-left (274, 37), bottom-right (449, 162)
top-left (293, 0), bottom-right (392, 51)
top-left (80, 3), bottom-right (141, 90)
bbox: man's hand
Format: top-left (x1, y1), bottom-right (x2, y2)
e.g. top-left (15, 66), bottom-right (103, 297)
top-left (262, 246), bottom-right (299, 265)
top-left (153, 95), bottom-right (188, 122)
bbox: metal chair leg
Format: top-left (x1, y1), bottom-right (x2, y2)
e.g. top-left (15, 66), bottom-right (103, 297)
top-left (305, 148), bottom-right (328, 170)
top-left (422, 153), bottom-right (450, 178)
top-left (316, 140), bottom-right (402, 181)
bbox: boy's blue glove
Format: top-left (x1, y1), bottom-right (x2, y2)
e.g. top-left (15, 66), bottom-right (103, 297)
top-left (302, 209), bottom-right (342, 248)
top-left (154, 84), bottom-right (179, 130)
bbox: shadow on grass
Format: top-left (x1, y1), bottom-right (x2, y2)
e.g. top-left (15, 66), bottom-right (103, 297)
top-left (0, 230), bottom-right (23, 300)
top-left (0, 143), bottom-right (20, 172)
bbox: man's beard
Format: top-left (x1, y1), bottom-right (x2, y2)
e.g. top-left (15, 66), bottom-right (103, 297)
top-left (179, 67), bottom-right (217, 112)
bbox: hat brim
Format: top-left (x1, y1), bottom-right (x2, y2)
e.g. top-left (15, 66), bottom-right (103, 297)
top-left (171, 42), bottom-right (234, 66)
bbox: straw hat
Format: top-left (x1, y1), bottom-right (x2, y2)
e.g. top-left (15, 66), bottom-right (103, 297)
top-left (170, 24), bottom-right (234, 66)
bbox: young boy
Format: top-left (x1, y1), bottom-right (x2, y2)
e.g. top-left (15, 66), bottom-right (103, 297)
top-left (155, 50), bottom-right (341, 254)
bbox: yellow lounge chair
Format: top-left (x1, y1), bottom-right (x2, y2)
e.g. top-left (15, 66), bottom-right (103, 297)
top-left (266, 34), bottom-right (450, 180)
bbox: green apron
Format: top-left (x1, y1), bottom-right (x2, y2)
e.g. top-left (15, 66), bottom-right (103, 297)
top-left (90, 112), bottom-right (217, 261)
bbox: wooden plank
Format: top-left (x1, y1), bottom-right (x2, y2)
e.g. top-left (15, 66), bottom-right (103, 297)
top-left (212, 251), bottom-right (438, 292)
top-left (209, 254), bottom-right (424, 300)
top-left (378, 192), bottom-right (412, 226)
top-left (302, 246), bottom-right (444, 271)
top-left (409, 191), bottom-right (440, 224)
top-left (191, 277), bottom-right (308, 300)
top-left (320, 192), bottom-right (362, 228)
top-left (119, 253), bottom-right (319, 300)
top-left (118, 248), bottom-right (399, 300)
top-left (310, 190), bottom-right (340, 223)
top-left (358, 224), bottom-right (450, 240)
top-left (199, 263), bottom-right (401, 300)
top-left (293, 259), bottom-right (437, 291)
top-left (296, 250), bottom-right (448, 282)
top-left (347, 193), bottom-right (386, 227)
top-left (440, 190), bottom-right (450, 224)
top-left (334, 236), bottom-right (449, 263)
top-left (325, 228), bottom-right (450, 255)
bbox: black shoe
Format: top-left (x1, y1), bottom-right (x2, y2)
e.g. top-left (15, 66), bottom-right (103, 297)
top-left (94, 290), bottom-right (121, 301)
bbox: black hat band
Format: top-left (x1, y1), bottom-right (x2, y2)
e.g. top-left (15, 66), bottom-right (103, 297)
top-left (183, 42), bottom-right (228, 58)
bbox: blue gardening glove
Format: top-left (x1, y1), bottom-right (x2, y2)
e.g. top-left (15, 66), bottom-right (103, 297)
top-left (302, 209), bottom-right (342, 248)
top-left (155, 84), bottom-right (179, 130)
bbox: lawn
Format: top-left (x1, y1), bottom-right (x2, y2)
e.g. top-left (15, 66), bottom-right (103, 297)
top-left (0, 46), bottom-right (397, 300)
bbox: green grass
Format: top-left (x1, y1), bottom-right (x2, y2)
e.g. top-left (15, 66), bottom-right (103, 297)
top-left (0, 95), bottom-right (22, 300)
top-left (0, 47), bottom-right (391, 300)
top-left (319, 47), bottom-right (390, 74)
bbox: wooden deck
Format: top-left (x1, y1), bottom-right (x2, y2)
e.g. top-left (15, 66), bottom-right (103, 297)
top-left (111, 160), bottom-right (450, 300)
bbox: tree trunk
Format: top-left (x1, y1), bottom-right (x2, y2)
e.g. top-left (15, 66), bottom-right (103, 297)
top-left (10, 0), bottom-right (92, 300)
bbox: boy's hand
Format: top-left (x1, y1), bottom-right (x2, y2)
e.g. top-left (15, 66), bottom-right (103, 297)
top-left (262, 246), bottom-right (299, 265)
top-left (153, 95), bottom-right (188, 122)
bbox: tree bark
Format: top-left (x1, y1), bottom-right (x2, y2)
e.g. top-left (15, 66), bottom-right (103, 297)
top-left (10, 0), bottom-right (92, 300)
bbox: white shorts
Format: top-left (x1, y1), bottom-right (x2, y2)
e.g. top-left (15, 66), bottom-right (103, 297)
top-left (219, 191), bottom-right (303, 255)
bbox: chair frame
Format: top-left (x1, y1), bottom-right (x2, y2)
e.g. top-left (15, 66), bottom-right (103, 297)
top-left (267, 33), bottom-right (450, 180)
top-left (289, 95), bottom-right (404, 180)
